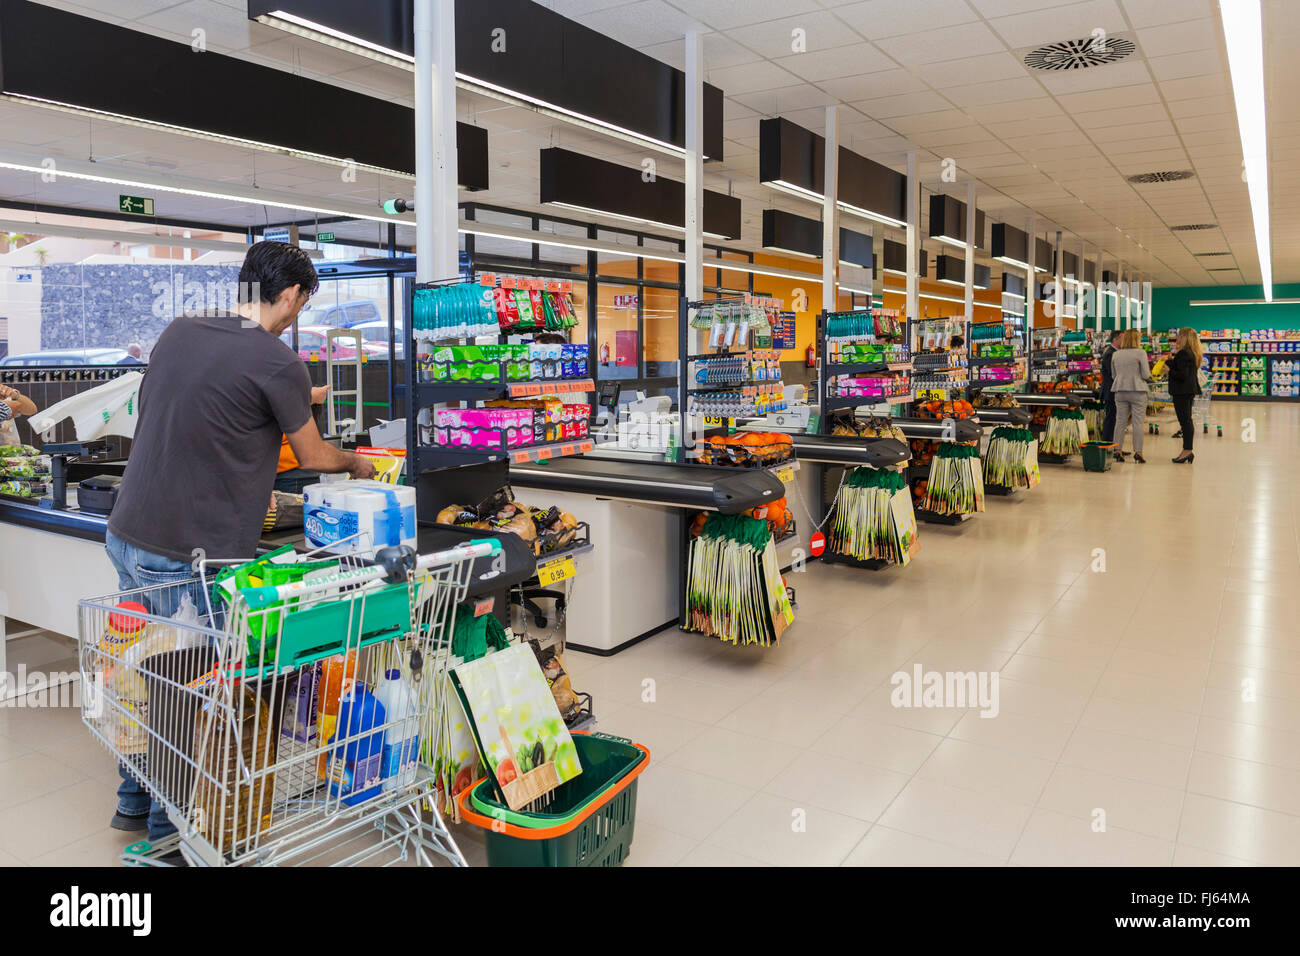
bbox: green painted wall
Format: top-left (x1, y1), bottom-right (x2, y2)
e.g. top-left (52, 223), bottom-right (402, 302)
top-left (1151, 284), bottom-right (1300, 333)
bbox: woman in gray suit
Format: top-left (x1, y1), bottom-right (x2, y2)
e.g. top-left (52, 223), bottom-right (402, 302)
top-left (1110, 328), bottom-right (1151, 463)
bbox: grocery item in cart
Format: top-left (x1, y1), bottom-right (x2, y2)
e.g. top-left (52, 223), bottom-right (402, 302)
top-left (193, 681), bottom-right (276, 851)
top-left (303, 479), bottom-right (417, 554)
top-left (375, 670), bottom-right (420, 792)
top-left (326, 683), bottom-right (388, 806)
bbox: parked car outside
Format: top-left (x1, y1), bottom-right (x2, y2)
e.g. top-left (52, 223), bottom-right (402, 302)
top-left (297, 299), bottom-right (382, 329)
top-left (0, 348), bottom-right (133, 366)
top-left (348, 319), bottom-right (404, 358)
top-left (282, 325), bottom-right (386, 362)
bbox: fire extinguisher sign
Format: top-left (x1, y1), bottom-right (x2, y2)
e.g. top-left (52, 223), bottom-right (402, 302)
top-left (772, 311), bottom-right (797, 350)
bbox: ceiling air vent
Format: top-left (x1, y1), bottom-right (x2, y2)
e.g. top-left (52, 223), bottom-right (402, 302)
top-left (1024, 37), bottom-right (1136, 71)
top-left (1126, 170), bottom-right (1195, 184)
top-left (1170, 223), bottom-right (1218, 231)
top-left (1193, 251), bottom-right (1232, 257)
top-left (1206, 267), bottom-right (1239, 272)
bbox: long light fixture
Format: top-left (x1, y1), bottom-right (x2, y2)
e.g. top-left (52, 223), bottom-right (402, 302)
top-left (762, 179), bottom-right (907, 229)
top-left (255, 10), bottom-right (700, 159)
top-left (881, 281), bottom-right (996, 308)
top-left (1219, 0), bottom-right (1272, 301)
top-left (0, 217), bottom-right (265, 256)
top-left (1191, 298), bottom-right (1300, 306)
top-left (0, 151), bottom-right (410, 226)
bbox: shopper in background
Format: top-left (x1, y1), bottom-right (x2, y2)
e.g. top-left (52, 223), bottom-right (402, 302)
top-left (117, 343), bottom-right (145, 366)
top-left (104, 241), bottom-right (374, 844)
top-left (949, 334), bottom-right (964, 353)
top-left (0, 383), bottom-right (38, 446)
top-left (1099, 330), bottom-right (1122, 442)
top-left (1167, 326), bottom-right (1203, 464)
top-left (1109, 328), bottom-right (1151, 463)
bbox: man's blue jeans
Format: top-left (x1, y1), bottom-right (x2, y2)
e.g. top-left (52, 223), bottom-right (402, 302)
top-left (104, 529), bottom-right (202, 842)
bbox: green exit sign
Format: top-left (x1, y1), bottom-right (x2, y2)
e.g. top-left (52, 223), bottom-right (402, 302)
top-left (316, 232), bottom-right (335, 243)
top-left (119, 195), bottom-right (154, 216)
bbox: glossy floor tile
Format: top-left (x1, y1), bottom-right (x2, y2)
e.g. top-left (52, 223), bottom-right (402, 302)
top-left (3, 401), bottom-right (1298, 866)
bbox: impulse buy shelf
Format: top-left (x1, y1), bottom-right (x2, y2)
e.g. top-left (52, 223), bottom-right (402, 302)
top-left (404, 276), bottom-right (596, 474)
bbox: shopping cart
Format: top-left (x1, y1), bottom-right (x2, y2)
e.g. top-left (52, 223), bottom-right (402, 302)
top-left (78, 536), bottom-right (501, 867)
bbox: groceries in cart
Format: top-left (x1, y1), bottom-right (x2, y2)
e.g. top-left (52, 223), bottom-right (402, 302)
top-left (302, 478), bottom-right (417, 555)
top-left (80, 537), bottom-right (501, 866)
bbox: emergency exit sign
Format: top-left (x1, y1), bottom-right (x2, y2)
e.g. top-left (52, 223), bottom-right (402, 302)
top-left (119, 195), bottom-right (154, 216)
top-left (316, 232), bottom-right (335, 242)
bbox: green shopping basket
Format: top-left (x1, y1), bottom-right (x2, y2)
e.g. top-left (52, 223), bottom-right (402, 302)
top-left (1081, 441), bottom-right (1116, 472)
top-left (457, 732), bottom-right (650, 866)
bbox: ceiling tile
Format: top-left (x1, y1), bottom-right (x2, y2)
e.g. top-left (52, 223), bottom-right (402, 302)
top-left (944, 76), bottom-right (1044, 107)
top-left (817, 68), bottom-right (928, 101)
top-left (1135, 17), bottom-right (1218, 57)
top-left (1036, 60), bottom-right (1154, 95)
top-left (1118, 0), bottom-right (1215, 30)
top-left (1147, 50), bottom-right (1224, 82)
top-left (668, 0), bottom-right (825, 31)
top-left (706, 59), bottom-right (801, 93)
top-left (874, 22), bottom-right (1006, 65)
top-left (830, 0), bottom-right (980, 40)
top-left (724, 10), bottom-right (865, 57)
top-left (990, 0), bottom-right (1128, 49)
top-left (854, 89), bottom-right (953, 119)
top-left (771, 42), bottom-right (898, 82)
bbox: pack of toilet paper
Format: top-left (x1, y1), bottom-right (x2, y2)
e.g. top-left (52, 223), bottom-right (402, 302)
top-left (302, 479), bottom-right (417, 554)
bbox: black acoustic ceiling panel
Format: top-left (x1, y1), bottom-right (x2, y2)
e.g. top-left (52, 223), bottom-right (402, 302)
top-left (1083, 259), bottom-right (1097, 285)
top-left (1001, 273), bottom-right (1026, 298)
top-left (882, 238), bottom-right (925, 277)
top-left (540, 148), bottom-right (740, 239)
top-left (1059, 249), bottom-right (1080, 279)
top-left (929, 194), bottom-right (985, 248)
top-left (935, 253), bottom-right (963, 284)
top-left (838, 227), bottom-right (873, 270)
top-left (759, 117), bottom-right (906, 225)
top-left (974, 263), bottom-right (991, 290)
top-left (759, 208), bottom-right (873, 270)
top-left (762, 208), bottom-right (820, 258)
top-left (1035, 237), bottom-right (1054, 274)
top-left (991, 222), bottom-right (1030, 267)
top-left (249, 0), bottom-right (724, 160)
top-left (1102, 269), bottom-right (1118, 286)
top-left (0, 0), bottom-right (489, 187)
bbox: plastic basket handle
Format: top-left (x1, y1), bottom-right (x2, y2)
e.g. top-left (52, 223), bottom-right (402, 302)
top-left (589, 731), bottom-right (633, 745)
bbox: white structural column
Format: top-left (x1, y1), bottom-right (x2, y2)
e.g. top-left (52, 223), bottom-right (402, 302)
top-left (905, 152), bottom-right (919, 324)
top-left (964, 181), bottom-right (975, 323)
top-left (1143, 276), bottom-right (1153, 333)
top-left (414, 0), bottom-right (458, 282)
top-left (822, 106), bottom-right (839, 311)
top-left (1120, 266), bottom-right (1129, 329)
top-left (684, 31), bottom-right (704, 304)
top-left (1080, 238), bottom-right (1089, 331)
top-left (414, 0), bottom-right (434, 282)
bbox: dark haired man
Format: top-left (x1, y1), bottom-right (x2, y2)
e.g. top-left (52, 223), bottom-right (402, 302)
top-left (1100, 329), bottom-right (1122, 442)
top-left (104, 241), bottom-right (373, 843)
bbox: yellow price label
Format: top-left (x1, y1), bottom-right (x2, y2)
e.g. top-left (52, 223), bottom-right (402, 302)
top-left (702, 416), bottom-right (734, 429)
top-left (775, 465), bottom-right (795, 484)
top-left (536, 555), bottom-right (575, 587)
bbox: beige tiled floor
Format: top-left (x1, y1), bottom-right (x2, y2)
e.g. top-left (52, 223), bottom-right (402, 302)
top-left (1, 399), bottom-right (1297, 866)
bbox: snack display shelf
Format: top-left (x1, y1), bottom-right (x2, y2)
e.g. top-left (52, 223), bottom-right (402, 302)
top-left (823, 393), bottom-right (913, 412)
top-left (824, 361), bottom-right (913, 376)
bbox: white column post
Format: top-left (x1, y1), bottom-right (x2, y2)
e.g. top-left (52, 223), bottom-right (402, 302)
top-left (414, 0), bottom-right (434, 283)
top-left (964, 182), bottom-right (975, 323)
top-left (432, 0), bottom-right (459, 279)
top-left (905, 151), bottom-right (918, 324)
top-left (684, 30), bottom-right (704, 305)
top-left (823, 106), bottom-right (839, 311)
top-left (1079, 237), bottom-right (1087, 332)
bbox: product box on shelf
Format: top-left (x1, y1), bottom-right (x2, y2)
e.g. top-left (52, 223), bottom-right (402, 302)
top-left (303, 479), bottom-right (417, 554)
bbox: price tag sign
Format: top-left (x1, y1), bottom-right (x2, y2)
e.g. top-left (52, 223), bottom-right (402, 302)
top-left (537, 555), bottom-right (576, 587)
top-left (702, 416), bottom-right (734, 429)
top-left (809, 531), bottom-right (826, 557)
top-left (473, 597), bottom-right (495, 618)
top-left (775, 465), bottom-right (795, 484)
top-left (479, 273), bottom-right (496, 286)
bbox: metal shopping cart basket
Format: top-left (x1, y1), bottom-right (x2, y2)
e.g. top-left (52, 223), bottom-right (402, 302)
top-left (78, 536), bottom-right (501, 867)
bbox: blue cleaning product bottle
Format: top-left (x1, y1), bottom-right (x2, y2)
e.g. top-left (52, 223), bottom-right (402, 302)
top-left (375, 669), bottom-right (420, 792)
top-left (328, 683), bottom-right (387, 806)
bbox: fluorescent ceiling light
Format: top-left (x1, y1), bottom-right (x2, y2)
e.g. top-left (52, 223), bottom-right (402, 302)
top-left (763, 244), bottom-right (820, 261)
top-left (546, 200), bottom-right (729, 241)
top-left (763, 179), bottom-right (906, 229)
top-left (0, 150), bottom-right (408, 226)
top-left (1219, 0), bottom-right (1272, 302)
top-left (0, 92), bottom-right (409, 180)
top-left (0, 217), bottom-right (264, 256)
top-left (257, 11), bottom-right (701, 159)
top-left (994, 254), bottom-right (1030, 270)
top-left (1190, 298), bottom-right (1300, 306)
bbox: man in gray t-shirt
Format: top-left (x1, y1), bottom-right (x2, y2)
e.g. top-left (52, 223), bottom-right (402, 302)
top-left (105, 241), bottom-right (374, 844)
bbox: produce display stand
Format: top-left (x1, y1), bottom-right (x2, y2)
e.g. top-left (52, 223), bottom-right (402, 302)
top-left (674, 297), bottom-right (801, 643)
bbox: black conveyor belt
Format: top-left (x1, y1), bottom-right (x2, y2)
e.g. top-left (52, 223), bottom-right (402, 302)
top-left (1006, 392), bottom-right (1082, 408)
top-left (790, 435), bottom-right (910, 467)
top-left (892, 417), bottom-right (983, 443)
top-left (974, 408), bottom-right (1033, 427)
top-left (510, 456), bottom-right (784, 513)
